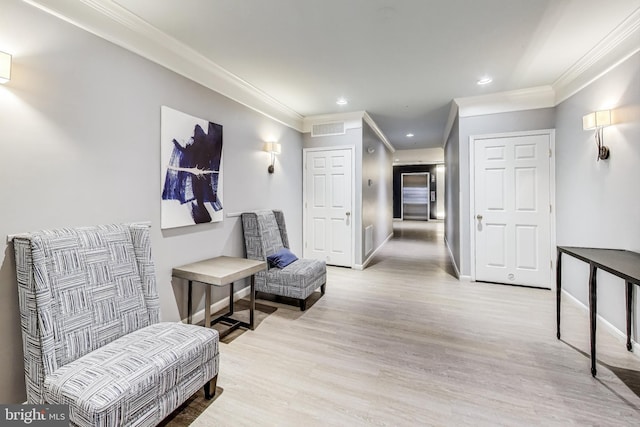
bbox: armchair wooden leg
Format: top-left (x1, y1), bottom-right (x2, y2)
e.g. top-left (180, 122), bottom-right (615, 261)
top-left (320, 284), bottom-right (326, 295)
top-left (299, 299), bottom-right (307, 311)
top-left (204, 375), bottom-right (218, 400)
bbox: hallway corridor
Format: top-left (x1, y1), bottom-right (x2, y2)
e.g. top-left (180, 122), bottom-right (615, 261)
top-left (170, 220), bottom-right (640, 426)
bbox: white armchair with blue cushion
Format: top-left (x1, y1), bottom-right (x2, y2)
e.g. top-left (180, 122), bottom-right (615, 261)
top-left (241, 210), bottom-right (326, 310)
top-left (13, 223), bottom-right (219, 427)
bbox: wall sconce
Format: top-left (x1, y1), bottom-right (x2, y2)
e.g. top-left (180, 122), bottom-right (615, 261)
top-left (582, 110), bottom-right (611, 161)
top-left (0, 51), bottom-right (11, 84)
top-left (263, 141), bottom-right (281, 173)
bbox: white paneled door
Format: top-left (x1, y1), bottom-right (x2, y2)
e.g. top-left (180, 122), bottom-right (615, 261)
top-left (304, 148), bottom-right (353, 267)
top-left (473, 132), bottom-right (552, 288)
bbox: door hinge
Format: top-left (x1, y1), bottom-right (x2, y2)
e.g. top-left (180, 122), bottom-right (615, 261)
top-left (549, 204), bottom-right (552, 213)
top-left (549, 148), bottom-right (552, 158)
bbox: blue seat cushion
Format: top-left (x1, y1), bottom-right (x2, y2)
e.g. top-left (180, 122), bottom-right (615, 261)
top-left (267, 248), bottom-right (299, 268)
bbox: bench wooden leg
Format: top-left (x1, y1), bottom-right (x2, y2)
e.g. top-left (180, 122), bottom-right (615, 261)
top-left (204, 375), bottom-right (218, 400)
top-left (299, 299), bottom-right (307, 311)
top-left (320, 284), bottom-right (326, 295)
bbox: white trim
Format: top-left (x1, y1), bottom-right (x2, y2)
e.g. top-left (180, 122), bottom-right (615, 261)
top-left (553, 8), bottom-right (640, 104)
top-left (302, 146), bottom-right (356, 269)
top-left (455, 86), bottom-right (555, 118)
top-left (561, 289), bottom-right (640, 356)
top-left (442, 101), bottom-right (459, 148)
top-left (355, 232), bottom-right (393, 270)
top-left (302, 111), bottom-right (395, 153)
top-left (363, 112), bottom-right (395, 153)
top-left (23, 0), bottom-right (304, 131)
top-left (302, 111), bottom-right (366, 133)
top-left (469, 129), bottom-right (556, 287)
top-left (20, 1), bottom-right (640, 130)
top-left (459, 275), bottom-right (472, 282)
top-left (180, 286), bottom-right (251, 325)
top-left (444, 234), bottom-right (461, 279)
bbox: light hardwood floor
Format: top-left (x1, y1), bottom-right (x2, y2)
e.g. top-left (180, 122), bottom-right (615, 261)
top-left (168, 221), bottom-right (640, 426)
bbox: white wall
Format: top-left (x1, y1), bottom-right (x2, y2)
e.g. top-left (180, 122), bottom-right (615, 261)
top-left (0, 0), bottom-right (303, 402)
top-left (555, 51), bottom-right (640, 340)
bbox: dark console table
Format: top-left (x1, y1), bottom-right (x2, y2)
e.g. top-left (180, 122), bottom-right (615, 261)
top-left (556, 246), bottom-right (640, 376)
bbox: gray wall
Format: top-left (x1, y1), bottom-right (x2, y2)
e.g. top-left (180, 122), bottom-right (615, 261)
top-left (0, 0), bottom-right (303, 402)
top-left (555, 51), bottom-right (640, 339)
top-left (444, 115), bottom-right (461, 275)
top-left (362, 121), bottom-right (393, 260)
top-left (457, 108), bottom-right (556, 275)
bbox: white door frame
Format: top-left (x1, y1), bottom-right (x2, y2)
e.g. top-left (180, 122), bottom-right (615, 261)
top-left (302, 146), bottom-right (356, 268)
top-left (401, 172), bottom-right (430, 220)
top-left (468, 129), bottom-right (556, 287)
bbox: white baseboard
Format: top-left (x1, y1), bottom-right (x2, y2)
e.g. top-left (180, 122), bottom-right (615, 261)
top-left (561, 289), bottom-right (640, 355)
top-left (443, 234), bottom-right (461, 279)
top-left (180, 286), bottom-right (251, 325)
top-left (355, 232), bottom-right (394, 270)
top-left (459, 275), bottom-right (472, 282)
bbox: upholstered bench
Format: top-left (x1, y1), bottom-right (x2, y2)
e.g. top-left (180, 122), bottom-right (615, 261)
top-left (13, 223), bottom-right (219, 427)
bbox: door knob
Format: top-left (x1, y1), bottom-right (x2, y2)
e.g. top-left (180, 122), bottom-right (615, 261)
top-left (346, 211), bottom-right (351, 217)
top-left (476, 214), bottom-right (483, 220)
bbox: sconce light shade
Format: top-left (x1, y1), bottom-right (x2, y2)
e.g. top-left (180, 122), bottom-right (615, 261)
top-left (263, 142), bottom-right (281, 173)
top-left (263, 142), bottom-right (282, 154)
top-left (583, 109), bottom-right (612, 161)
top-left (582, 110), bottom-right (611, 130)
top-left (0, 51), bottom-right (11, 84)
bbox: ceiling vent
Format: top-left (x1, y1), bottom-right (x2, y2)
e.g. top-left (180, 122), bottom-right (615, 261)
top-left (311, 122), bottom-right (346, 137)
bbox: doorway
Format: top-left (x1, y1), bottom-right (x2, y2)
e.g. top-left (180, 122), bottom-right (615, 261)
top-left (303, 147), bottom-right (354, 267)
top-left (470, 130), bottom-right (555, 288)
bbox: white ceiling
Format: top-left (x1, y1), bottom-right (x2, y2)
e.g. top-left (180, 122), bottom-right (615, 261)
top-left (31, 0), bottom-right (640, 150)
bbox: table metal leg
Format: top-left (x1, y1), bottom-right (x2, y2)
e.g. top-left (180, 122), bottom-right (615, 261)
top-left (205, 284), bottom-right (211, 328)
top-left (250, 274), bottom-right (255, 330)
top-left (556, 250), bottom-right (562, 339)
top-left (627, 281), bottom-right (633, 351)
top-left (229, 282), bottom-right (234, 315)
top-left (187, 280), bottom-right (193, 325)
top-left (589, 264), bottom-right (598, 376)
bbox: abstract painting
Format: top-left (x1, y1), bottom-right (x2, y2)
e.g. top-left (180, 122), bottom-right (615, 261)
top-left (160, 106), bottom-right (223, 229)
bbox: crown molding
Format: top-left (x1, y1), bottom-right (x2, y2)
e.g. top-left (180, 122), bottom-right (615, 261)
top-left (363, 112), bottom-right (395, 153)
top-left (455, 86), bottom-right (556, 118)
top-left (22, 0), bottom-right (305, 131)
top-left (442, 101), bottom-right (459, 148)
top-left (302, 111), bottom-right (396, 153)
top-left (302, 111), bottom-right (367, 133)
top-left (553, 7), bottom-right (640, 104)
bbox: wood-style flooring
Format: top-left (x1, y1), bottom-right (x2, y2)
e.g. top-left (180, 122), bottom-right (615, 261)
top-left (164, 220), bottom-right (640, 426)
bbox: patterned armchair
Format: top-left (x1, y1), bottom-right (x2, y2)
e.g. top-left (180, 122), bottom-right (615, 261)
top-left (241, 210), bottom-right (326, 310)
top-left (13, 223), bottom-right (219, 427)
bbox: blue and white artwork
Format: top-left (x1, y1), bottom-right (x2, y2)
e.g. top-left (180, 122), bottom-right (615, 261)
top-left (161, 106), bottom-right (223, 229)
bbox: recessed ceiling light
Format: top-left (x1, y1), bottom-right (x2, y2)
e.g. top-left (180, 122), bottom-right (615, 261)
top-left (336, 97), bottom-right (348, 105)
top-left (477, 77), bottom-right (493, 85)
top-left (406, 133), bottom-right (414, 138)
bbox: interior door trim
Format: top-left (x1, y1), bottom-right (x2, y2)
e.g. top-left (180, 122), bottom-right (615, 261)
top-left (468, 129), bottom-right (556, 288)
top-left (302, 145), bottom-right (356, 268)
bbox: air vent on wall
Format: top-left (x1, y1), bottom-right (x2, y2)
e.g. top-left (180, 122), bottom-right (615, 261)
top-left (311, 122), bottom-right (346, 137)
